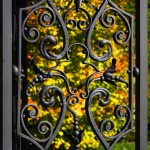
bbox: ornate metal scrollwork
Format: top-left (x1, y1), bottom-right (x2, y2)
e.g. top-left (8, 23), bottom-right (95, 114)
top-left (17, 0), bottom-right (134, 149)
top-left (101, 58), bottom-right (128, 87)
top-left (63, 95), bottom-right (84, 150)
top-left (63, 7), bottom-right (92, 30)
top-left (86, 89), bottom-right (132, 149)
top-left (20, 86), bottom-right (67, 149)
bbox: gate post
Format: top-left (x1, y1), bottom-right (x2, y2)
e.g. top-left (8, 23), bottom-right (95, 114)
top-left (136, 0), bottom-right (148, 149)
top-left (0, 0), bottom-right (12, 149)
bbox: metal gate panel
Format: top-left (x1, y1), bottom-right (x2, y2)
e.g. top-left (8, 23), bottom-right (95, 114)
top-left (0, 0), bottom-right (145, 150)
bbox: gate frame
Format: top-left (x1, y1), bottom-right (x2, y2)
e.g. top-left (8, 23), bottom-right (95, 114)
top-left (0, 0), bottom-right (148, 149)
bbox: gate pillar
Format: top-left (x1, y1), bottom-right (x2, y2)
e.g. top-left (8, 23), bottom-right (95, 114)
top-left (136, 0), bottom-right (148, 149)
top-left (0, 0), bottom-right (12, 149)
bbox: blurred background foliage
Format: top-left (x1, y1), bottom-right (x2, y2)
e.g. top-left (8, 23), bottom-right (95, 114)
top-left (23, 0), bottom-right (150, 149)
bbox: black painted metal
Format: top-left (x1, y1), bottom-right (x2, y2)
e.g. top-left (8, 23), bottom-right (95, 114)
top-left (8, 0), bottom-right (147, 150)
top-left (135, 0), bottom-right (148, 149)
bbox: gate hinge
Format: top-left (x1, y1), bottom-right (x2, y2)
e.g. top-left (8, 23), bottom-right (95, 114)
top-left (133, 67), bottom-right (140, 77)
top-left (13, 65), bottom-right (25, 80)
top-left (13, 65), bottom-right (19, 77)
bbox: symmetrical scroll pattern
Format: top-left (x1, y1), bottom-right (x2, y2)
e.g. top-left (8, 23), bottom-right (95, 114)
top-left (17, 0), bottom-right (133, 149)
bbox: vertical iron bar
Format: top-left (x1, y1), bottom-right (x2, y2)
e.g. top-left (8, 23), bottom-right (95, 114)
top-left (18, 1), bottom-right (28, 149)
top-left (0, 0), bottom-right (12, 149)
top-left (13, 0), bottom-right (20, 149)
top-left (135, 0), bottom-right (148, 149)
top-left (0, 1), bottom-right (2, 148)
top-left (129, 17), bottom-right (134, 129)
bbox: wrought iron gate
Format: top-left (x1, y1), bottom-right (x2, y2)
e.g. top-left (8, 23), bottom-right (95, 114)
top-left (0, 0), bottom-right (148, 150)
